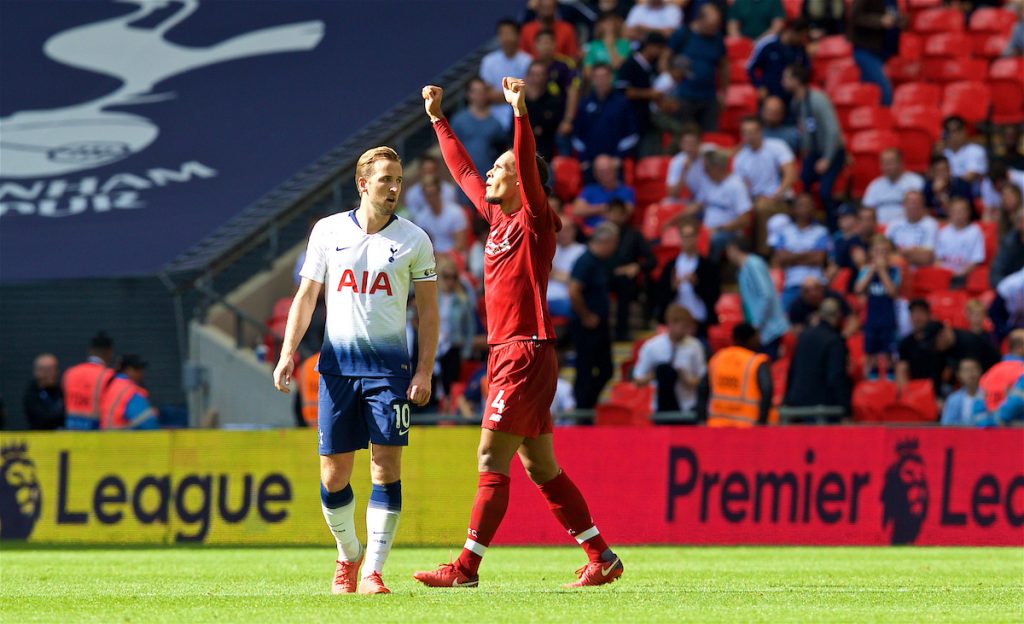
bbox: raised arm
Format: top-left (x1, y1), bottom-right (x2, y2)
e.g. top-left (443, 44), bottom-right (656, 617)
top-left (422, 85), bottom-right (491, 220)
top-left (504, 77), bottom-right (550, 221)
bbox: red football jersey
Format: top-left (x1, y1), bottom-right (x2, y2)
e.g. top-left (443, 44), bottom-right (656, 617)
top-left (433, 113), bottom-right (559, 345)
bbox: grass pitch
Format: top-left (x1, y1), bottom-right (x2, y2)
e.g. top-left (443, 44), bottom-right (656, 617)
top-left (2, 545), bottom-right (1021, 623)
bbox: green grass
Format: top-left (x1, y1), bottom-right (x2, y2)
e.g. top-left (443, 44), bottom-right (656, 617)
top-left (2, 546), bottom-right (1022, 623)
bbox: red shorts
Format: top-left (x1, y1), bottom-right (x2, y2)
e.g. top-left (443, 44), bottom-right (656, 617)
top-left (482, 340), bottom-right (557, 438)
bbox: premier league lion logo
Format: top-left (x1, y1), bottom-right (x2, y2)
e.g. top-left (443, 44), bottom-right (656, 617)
top-left (0, 442), bottom-right (42, 540)
top-left (880, 439), bottom-right (929, 545)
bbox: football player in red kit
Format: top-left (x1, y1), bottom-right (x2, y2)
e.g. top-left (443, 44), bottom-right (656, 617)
top-left (413, 78), bottom-right (622, 589)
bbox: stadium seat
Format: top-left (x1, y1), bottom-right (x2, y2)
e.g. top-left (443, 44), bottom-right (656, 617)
top-left (595, 402), bottom-right (651, 426)
top-left (969, 7), bottom-right (1016, 56)
top-left (847, 106), bottom-right (894, 134)
top-left (928, 290), bottom-right (969, 328)
top-left (965, 266), bottom-right (991, 295)
top-left (771, 358), bottom-right (790, 407)
top-left (725, 36), bottom-right (754, 62)
top-left (825, 62), bottom-right (862, 97)
top-left (912, 8), bottom-right (964, 34)
top-left (719, 84), bottom-right (758, 134)
top-left (979, 35), bottom-right (1010, 61)
top-left (783, 0), bottom-right (802, 19)
top-left (891, 379), bottom-right (939, 421)
top-left (898, 32), bottom-right (924, 60)
top-left (551, 156), bottom-right (582, 203)
top-left (651, 244), bottom-right (681, 281)
top-left (815, 35), bottom-right (853, 59)
top-left (832, 83), bottom-right (882, 128)
top-left (830, 267), bottom-right (853, 293)
top-left (979, 220), bottom-right (999, 265)
top-left (848, 129), bottom-right (898, 195)
top-left (894, 106), bottom-right (942, 172)
top-left (609, 382), bottom-right (655, 420)
top-left (906, 0), bottom-right (941, 12)
top-left (893, 82), bottom-right (942, 109)
top-left (989, 58), bottom-right (1024, 125)
top-left (847, 333), bottom-right (865, 385)
top-left (730, 59), bottom-right (750, 84)
top-left (941, 81), bottom-right (992, 129)
top-left (715, 293), bottom-right (744, 324)
top-left (922, 57), bottom-right (988, 84)
top-left (852, 379), bottom-right (898, 422)
top-left (908, 266), bottom-right (953, 297)
top-left (702, 132), bottom-right (738, 148)
top-left (923, 32), bottom-right (972, 61)
top-left (270, 297), bottom-right (293, 324)
top-left (708, 322), bottom-right (736, 353)
top-left (886, 56), bottom-right (922, 85)
top-left (641, 201), bottom-right (684, 241)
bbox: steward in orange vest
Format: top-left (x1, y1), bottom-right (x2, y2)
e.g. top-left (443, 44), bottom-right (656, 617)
top-left (702, 323), bottom-right (773, 427)
top-left (61, 332), bottom-right (115, 430)
top-left (979, 331), bottom-right (1024, 412)
top-left (296, 354), bottom-right (320, 427)
top-left (99, 354), bottom-right (157, 430)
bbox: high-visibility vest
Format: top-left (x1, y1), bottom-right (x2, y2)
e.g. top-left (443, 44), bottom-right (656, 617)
top-left (980, 359), bottom-right (1024, 412)
top-left (707, 346), bottom-right (769, 427)
top-left (297, 355), bottom-right (320, 427)
top-left (62, 360), bottom-right (113, 430)
top-left (99, 376), bottom-right (155, 430)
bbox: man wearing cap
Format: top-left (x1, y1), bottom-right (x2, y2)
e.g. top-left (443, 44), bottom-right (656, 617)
top-left (61, 332), bottom-right (115, 430)
top-left (99, 354), bottom-right (158, 430)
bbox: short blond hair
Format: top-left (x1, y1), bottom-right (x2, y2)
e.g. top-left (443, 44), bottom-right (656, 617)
top-left (355, 146), bottom-right (401, 193)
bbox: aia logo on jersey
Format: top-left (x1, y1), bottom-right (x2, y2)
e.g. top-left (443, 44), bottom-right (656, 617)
top-left (336, 270), bottom-right (393, 296)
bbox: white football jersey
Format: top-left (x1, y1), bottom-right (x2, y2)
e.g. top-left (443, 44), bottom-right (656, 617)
top-left (300, 210), bottom-right (436, 378)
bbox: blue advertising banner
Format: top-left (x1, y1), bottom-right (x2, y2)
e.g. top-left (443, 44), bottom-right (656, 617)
top-left (0, 0), bottom-right (511, 282)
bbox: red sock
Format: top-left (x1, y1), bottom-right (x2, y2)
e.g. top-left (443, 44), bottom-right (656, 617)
top-left (456, 471), bottom-right (510, 577)
top-left (537, 470), bottom-right (609, 563)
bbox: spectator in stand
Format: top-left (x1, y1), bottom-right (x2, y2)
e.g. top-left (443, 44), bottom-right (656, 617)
top-left (935, 197), bottom-right (985, 287)
top-left (573, 155), bottom-right (636, 229)
top-left (828, 205), bottom-right (870, 287)
top-left (923, 154), bottom-right (974, 219)
top-left (942, 116), bottom-right (988, 185)
top-left (434, 255), bottom-right (476, 400)
top-left (62, 331), bottom-right (115, 430)
top-left (729, 0), bottom-right (786, 39)
top-left (760, 95), bottom-right (801, 152)
top-left (784, 63), bottom-right (845, 230)
top-left (896, 299), bottom-right (946, 393)
top-left (688, 149), bottom-right (753, 260)
top-left (788, 276), bottom-right (857, 336)
top-left (480, 18), bottom-right (533, 131)
top-left (990, 373), bottom-right (1024, 424)
top-left (996, 185), bottom-right (1024, 238)
top-left (666, 124), bottom-right (709, 200)
top-left (726, 238), bottom-right (791, 358)
top-left (466, 215), bottom-right (489, 285)
top-left (450, 78), bottom-right (508, 176)
top-left (999, 124), bottom-right (1024, 172)
top-left (583, 11), bottom-right (633, 78)
top-left (979, 329), bottom-right (1024, 412)
top-left (855, 235), bottom-right (901, 379)
top-left (990, 267), bottom-right (1024, 341)
top-left (608, 199), bottom-right (656, 340)
top-left (405, 155), bottom-right (459, 216)
top-left (23, 353), bottom-right (64, 430)
top-left (533, 30), bottom-right (581, 144)
top-left (625, 0), bottom-right (683, 41)
top-left (991, 207), bottom-right (1024, 288)
top-left (980, 160), bottom-right (1024, 221)
top-left (1002, 1), bottom-right (1024, 57)
top-left (658, 220), bottom-right (721, 338)
top-left (863, 148), bottom-right (925, 226)
top-left (784, 298), bottom-right (850, 420)
top-left (698, 322), bottom-right (774, 426)
top-left (412, 175), bottom-right (468, 255)
top-left (99, 355), bottom-right (158, 430)
top-left (669, 3), bottom-right (729, 131)
top-left (735, 116), bottom-right (797, 254)
top-left (520, 0), bottom-right (579, 58)
top-left (940, 359), bottom-right (989, 426)
top-left (774, 193), bottom-right (830, 309)
top-left (965, 298), bottom-right (1000, 360)
top-left (748, 18), bottom-right (811, 101)
top-left (616, 33), bottom-right (669, 156)
top-left (633, 304), bottom-right (707, 413)
top-left (569, 222), bottom-right (619, 409)
top-left (848, 0), bottom-right (900, 106)
top-left (886, 190), bottom-right (938, 269)
top-left (802, 0), bottom-right (847, 38)
top-left (572, 63), bottom-right (638, 166)
top-left (524, 61), bottom-right (566, 161)
top-left (549, 214), bottom-right (587, 318)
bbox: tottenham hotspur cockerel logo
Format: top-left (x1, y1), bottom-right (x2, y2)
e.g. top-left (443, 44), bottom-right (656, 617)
top-left (0, 442), bottom-right (42, 540)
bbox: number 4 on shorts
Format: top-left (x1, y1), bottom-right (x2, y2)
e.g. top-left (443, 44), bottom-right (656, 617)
top-left (489, 390), bottom-right (506, 422)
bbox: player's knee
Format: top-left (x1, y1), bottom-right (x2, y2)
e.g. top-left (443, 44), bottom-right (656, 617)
top-left (524, 461), bottom-right (559, 485)
top-left (369, 452), bottom-right (401, 484)
top-left (320, 465), bottom-right (349, 492)
top-left (477, 447), bottom-right (511, 474)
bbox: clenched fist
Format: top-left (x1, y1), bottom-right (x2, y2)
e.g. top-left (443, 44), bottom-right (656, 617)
top-left (502, 77), bottom-right (527, 117)
top-left (422, 85), bottom-right (444, 123)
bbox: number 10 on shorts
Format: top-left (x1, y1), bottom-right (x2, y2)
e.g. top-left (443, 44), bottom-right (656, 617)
top-left (392, 402), bottom-right (411, 434)
top-left (489, 390), bottom-right (506, 422)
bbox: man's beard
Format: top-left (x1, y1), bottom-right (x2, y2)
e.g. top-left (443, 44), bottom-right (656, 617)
top-left (371, 198), bottom-right (396, 216)
top-left (484, 195), bottom-right (502, 205)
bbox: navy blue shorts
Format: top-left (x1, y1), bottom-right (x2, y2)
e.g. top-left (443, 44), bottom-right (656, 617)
top-left (863, 326), bottom-right (896, 356)
top-left (317, 373), bottom-right (411, 455)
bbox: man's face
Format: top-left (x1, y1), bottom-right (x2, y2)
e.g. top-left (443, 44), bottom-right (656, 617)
top-left (782, 70), bottom-right (798, 94)
top-left (904, 192), bottom-right (925, 222)
top-left (838, 212), bottom-right (856, 234)
top-left (526, 64), bottom-right (548, 90)
top-left (698, 5), bottom-right (721, 33)
top-left (679, 226), bottom-right (698, 254)
top-left (593, 234), bottom-right (619, 258)
top-left (594, 156), bottom-right (618, 187)
top-left (423, 183), bottom-right (441, 206)
top-left (537, 0), bottom-right (557, 19)
top-left (949, 199), bottom-right (970, 227)
top-left (740, 121), bottom-right (762, 147)
top-left (33, 356), bottom-right (58, 386)
top-left (880, 151), bottom-right (902, 179)
top-left (794, 195), bottom-right (814, 223)
top-left (706, 162), bottom-right (727, 183)
top-left (361, 160), bottom-right (402, 214)
top-left (497, 24), bottom-right (518, 50)
top-left (535, 35), bottom-right (555, 60)
top-left (801, 282), bottom-right (824, 305)
top-left (958, 361), bottom-right (981, 389)
top-left (680, 133), bottom-right (700, 156)
top-left (910, 307), bottom-right (931, 332)
top-left (667, 315), bottom-right (693, 342)
top-left (945, 123), bottom-right (966, 149)
top-left (467, 81), bottom-right (489, 107)
top-left (931, 159), bottom-right (950, 179)
top-left (558, 216), bottom-right (577, 245)
top-left (592, 67), bottom-right (613, 96)
top-left (858, 209), bottom-right (877, 237)
top-left (781, 26), bottom-right (806, 46)
top-left (485, 151), bottom-right (518, 204)
top-left (419, 159), bottom-right (438, 179)
top-left (125, 366), bottom-right (145, 386)
top-left (762, 97), bottom-right (785, 126)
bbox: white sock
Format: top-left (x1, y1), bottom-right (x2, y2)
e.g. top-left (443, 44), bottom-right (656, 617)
top-left (322, 499), bottom-right (361, 562)
top-left (361, 505), bottom-right (400, 577)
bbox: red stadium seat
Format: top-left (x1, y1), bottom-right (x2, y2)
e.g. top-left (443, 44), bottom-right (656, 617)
top-left (270, 297), bottom-right (293, 324)
top-left (989, 58), bottom-right (1024, 125)
top-left (894, 106), bottom-right (942, 172)
top-left (912, 8), bottom-right (964, 34)
top-left (893, 82), bottom-right (942, 108)
top-left (708, 322), bottom-right (736, 354)
top-left (730, 59), bottom-right (750, 84)
top-left (907, 0), bottom-right (941, 12)
top-left (885, 56), bottom-right (922, 85)
top-left (719, 85), bottom-right (758, 134)
top-left (702, 132), bottom-right (738, 148)
top-left (771, 358), bottom-right (790, 406)
top-left (726, 36), bottom-right (754, 61)
top-left (898, 32), bottom-right (924, 60)
top-left (609, 382), bottom-right (655, 421)
top-left (923, 31), bottom-right (972, 61)
top-left (852, 380), bottom-right (898, 422)
top-left (783, 0), bottom-right (802, 19)
top-left (815, 35), bottom-right (853, 59)
top-left (847, 333), bottom-right (865, 385)
top-left (978, 220), bottom-right (999, 266)
top-left (928, 290), bottom-right (969, 328)
top-left (634, 155), bottom-right (672, 207)
top-left (650, 244), bottom-right (681, 281)
top-left (551, 156), bottom-right (582, 203)
top-left (847, 106), bottom-right (894, 134)
top-left (922, 57), bottom-right (988, 84)
top-left (641, 201), bottom-right (684, 240)
top-left (825, 62), bottom-right (863, 97)
top-left (849, 130), bottom-right (899, 190)
top-left (908, 266), bottom-right (953, 297)
top-left (965, 266), bottom-right (991, 295)
top-left (892, 379), bottom-right (939, 421)
top-left (979, 35), bottom-right (1010, 61)
top-left (830, 267), bottom-right (853, 293)
top-left (715, 293), bottom-right (744, 324)
top-left (969, 8), bottom-right (1017, 53)
top-left (595, 402), bottom-right (649, 426)
top-left (832, 83), bottom-right (882, 128)
top-left (941, 81), bottom-right (992, 129)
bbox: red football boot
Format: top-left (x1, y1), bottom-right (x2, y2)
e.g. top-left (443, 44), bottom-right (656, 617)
top-left (412, 562), bottom-right (479, 588)
top-left (563, 556), bottom-right (624, 588)
top-left (331, 550), bottom-right (364, 594)
top-left (357, 571), bottom-right (391, 595)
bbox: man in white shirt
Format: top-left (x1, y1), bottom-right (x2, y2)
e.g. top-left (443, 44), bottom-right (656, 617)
top-left (686, 149), bottom-right (752, 260)
top-left (863, 148), bottom-right (925, 226)
top-left (479, 19), bottom-right (533, 131)
top-left (625, 0), bottom-right (683, 41)
top-left (773, 193), bottom-right (830, 308)
top-left (548, 215), bottom-right (587, 318)
top-left (943, 116), bottom-right (988, 184)
top-left (886, 190), bottom-right (939, 267)
top-left (936, 197), bottom-right (985, 280)
top-left (410, 175), bottom-right (468, 254)
top-left (665, 124), bottom-right (709, 200)
top-left (404, 154), bottom-right (458, 215)
top-left (632, 304), bottom-right (706, 413)
top-left (734, 116), bottom-right (796, 254)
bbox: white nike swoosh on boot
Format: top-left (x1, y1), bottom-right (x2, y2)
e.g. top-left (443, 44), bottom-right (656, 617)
top-left (601, 558), bottom-right (620, 576)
